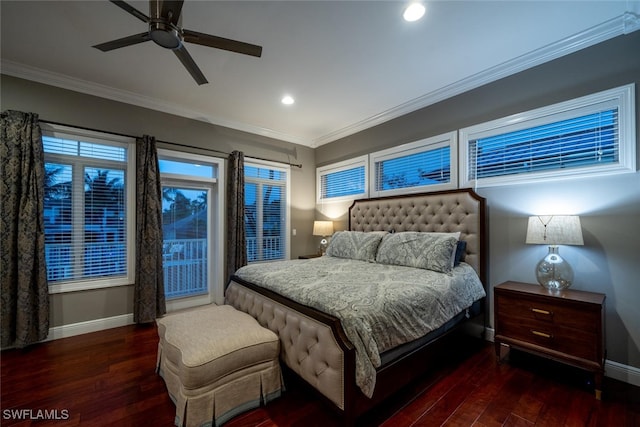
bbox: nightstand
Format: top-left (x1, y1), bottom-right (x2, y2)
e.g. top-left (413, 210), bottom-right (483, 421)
top-left (494, 281), bottom-right (606, 399)
top-left (298, 254), bottom-right (321, 259)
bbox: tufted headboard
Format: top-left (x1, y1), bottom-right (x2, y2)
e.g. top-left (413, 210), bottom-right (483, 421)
top-left (348, 188), bottom-right (486, 285)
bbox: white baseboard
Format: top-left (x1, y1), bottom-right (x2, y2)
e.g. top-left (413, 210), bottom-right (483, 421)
top-left (605, 360), bottom-right (640, 388)
top-left (46, 313), bottom-right (134, 342)
top-left (483, 327), bottom-right (640, 388)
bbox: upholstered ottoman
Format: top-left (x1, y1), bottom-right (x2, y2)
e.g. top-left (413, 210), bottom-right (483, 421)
top-left (156, 304), bottom-right (283, 427)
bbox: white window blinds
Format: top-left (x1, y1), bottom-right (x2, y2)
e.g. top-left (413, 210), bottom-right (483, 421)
top-left (460, 84), bottom-right (635, 187)
top-left (245, 164), bottom-right (288, 262)
top-left (43, 136), bottom-right (128, 283)
top-left (321, 166), bottom-right (365, 199)
top-left (374, 145), bottom-right (451, 191)
top-left (469, 109), bottom-right (619, 180)
top-left (370, 131), bottom-right (457, 197)
top-left (317, 155), bottom-right (368, 201)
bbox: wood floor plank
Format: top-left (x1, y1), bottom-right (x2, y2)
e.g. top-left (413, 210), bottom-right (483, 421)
top-left (441, 356), bottom-right (516, 426)
top-left (2, 324), bottom-right (639, 426)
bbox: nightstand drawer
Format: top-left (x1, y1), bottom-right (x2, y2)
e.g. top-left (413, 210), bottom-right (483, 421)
top-left (497, 316), bottom-right (599, 361)
top-left (495, 293), bottom-right (600, 332)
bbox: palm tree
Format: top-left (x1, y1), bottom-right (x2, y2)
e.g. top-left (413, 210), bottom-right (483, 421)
top-left (84, 169), bottom-right (124, 228)
top-left (44, 165), bottom-right (71, 201)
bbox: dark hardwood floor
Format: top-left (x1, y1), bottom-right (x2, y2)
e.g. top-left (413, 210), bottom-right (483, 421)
top-left (2, 324), bottom-right (639, 426)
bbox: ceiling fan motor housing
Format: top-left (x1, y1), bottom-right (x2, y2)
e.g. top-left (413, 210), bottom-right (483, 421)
top-left (149, 20), bottom-right (182, 49)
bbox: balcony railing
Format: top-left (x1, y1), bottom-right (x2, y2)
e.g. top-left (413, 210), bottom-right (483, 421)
top-left (45, 242), bottom-right (126, 281)
top-left (246, 236), bottom-right (283, 262)
top-left (162, 239), bottom-right (207, 299)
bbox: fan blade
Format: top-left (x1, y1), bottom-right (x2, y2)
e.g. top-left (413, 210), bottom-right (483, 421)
top-left (183, 29), bottom-right (262, 58)
top-left (93, 32), bottom-right (151, 52)
top-left (161, 0), bottom-right (184, 26)
top-left (110, 0), bottom-right (149, 23)
top-left (173, 45), bottom-right (208, 85)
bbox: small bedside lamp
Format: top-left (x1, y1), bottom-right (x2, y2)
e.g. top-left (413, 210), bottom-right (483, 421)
top-left (526, 215), bottom-right (584, 291)
top-left (313, 220), bottom-right (334, 255)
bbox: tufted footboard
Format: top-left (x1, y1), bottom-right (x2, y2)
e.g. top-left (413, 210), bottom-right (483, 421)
top-left (225, 278), bottom-right (355, 412)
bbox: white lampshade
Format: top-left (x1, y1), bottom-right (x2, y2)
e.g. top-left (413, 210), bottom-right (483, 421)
top-left (525, 215), bottom-right (584, 246)
top-left (313, 221), bottom-right (334, 237)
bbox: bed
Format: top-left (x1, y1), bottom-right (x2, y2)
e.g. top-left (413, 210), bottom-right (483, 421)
top-left (225, 188), bottom-right (487, 424)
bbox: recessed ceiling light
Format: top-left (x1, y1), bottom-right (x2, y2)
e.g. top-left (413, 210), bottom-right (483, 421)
top-left (281, 95), bottom-right (295, 105)
top-left (403, 3), bottom-right (426, 22)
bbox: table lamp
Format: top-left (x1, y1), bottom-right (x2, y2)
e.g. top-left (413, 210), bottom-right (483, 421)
top-left (525, 215), bottom-right (584, 291)
top-left (313, 221), bottom-right (334, 255)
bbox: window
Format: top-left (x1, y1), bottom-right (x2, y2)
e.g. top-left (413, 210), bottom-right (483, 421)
top-left (460, 84), bottom-right (636, 187)
top-left (245, 160), bottom-right (290, 262)
top-left (370, 131), bottom-right (457, 197)
top-left (317, 155), bottom-right (368, 202)
top-left (159, 150), bottom-right (225, 310)
top-left (42, 124), bottom-right (135, 293)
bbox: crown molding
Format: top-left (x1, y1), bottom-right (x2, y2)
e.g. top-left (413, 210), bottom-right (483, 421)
top-left (2, 12), bottom-right (637, 149)
top-left (0, 61), bottom-right (310, 146)
top-left (310, 12), bottom-right (639, 148)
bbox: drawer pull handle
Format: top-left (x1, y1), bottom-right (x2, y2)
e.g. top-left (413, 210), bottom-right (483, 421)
top-left (531, 330), bottom-right (552, 339)
top-left (531, 308), bottom-right (552, 316)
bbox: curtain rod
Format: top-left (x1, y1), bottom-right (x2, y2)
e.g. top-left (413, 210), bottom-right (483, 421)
top-left (39, 119), bottom-right (303, 169)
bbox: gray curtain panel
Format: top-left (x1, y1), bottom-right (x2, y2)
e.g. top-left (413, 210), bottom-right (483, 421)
top-left (134, 135), bottom-right (166, 323)
top-left (0, 110), bottom-right (50, 348)
top-left (226, 150), bottom-right (247, 283)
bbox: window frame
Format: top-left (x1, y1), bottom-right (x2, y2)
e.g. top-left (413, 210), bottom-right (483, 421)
top-left (245, 158), bottom-right (291, 263)
top-left (41, 123), bottom-right (136, 294)
top-left (158, 149), bottom-right (225, 308)
top-left (459, 83), bottom-right (636, 188)
top-left (316, 155), bottom-right (369, 203)
top-left (369, 131), bottom-right (458, 198)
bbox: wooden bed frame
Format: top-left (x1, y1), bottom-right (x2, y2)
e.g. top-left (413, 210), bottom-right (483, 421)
top-left (226, 188), bottom-right (487, 424)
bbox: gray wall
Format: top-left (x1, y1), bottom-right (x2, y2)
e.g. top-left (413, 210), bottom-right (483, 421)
top-left (1, 75), bottom-right (318, 327)
top-left (316, 32), bottom-right (640, 370)
top-left (2, 30), bottom-right (639, 372)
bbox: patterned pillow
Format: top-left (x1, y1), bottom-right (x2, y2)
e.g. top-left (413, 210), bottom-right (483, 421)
top-left (326, 231), bottom-right (386, 262)
top-left (375, 231), bottom-right (459, 273)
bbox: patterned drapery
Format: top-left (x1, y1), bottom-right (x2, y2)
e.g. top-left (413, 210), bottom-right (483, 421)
top-left (0, 110), bottom-right (50, 348)
top-left (134, 135), bottom-right (165, 323)
top-left (226, 151), bottom-right (247, 284)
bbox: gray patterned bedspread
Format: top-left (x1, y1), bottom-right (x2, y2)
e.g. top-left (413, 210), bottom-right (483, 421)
top-left (233, 256), bottom-right (486, 397)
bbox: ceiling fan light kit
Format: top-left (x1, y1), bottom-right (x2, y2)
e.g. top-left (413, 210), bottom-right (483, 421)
top-left (93, 0), bottom-right (263, 85)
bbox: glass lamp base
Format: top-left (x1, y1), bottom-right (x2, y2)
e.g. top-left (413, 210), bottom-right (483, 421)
top-left (535, 245), bottom-right (574, 291)
top-left (318, 238), bottom-right (328, 255)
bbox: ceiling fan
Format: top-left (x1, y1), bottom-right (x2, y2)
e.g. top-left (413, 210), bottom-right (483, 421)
top-left (93, 0), bottom-right (263, 85)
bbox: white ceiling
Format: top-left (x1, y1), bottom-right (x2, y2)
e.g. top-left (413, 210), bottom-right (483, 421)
top-left (1, 1), bottom-right (639, 148)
